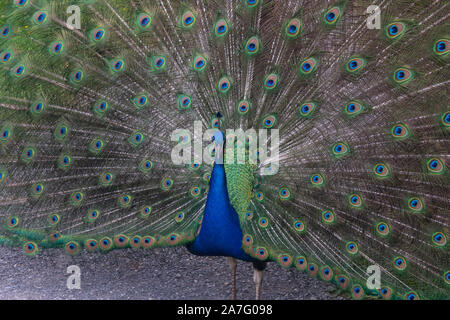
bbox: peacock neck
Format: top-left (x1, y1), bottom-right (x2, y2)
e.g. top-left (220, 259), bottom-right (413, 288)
top-left (187, 162), bottom-right (255, 262)
top-left (207, 163), bottom-right (232, 218)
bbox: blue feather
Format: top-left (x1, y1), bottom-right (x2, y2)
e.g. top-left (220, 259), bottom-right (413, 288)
top-left (187, 162), bottom-right (256, 262)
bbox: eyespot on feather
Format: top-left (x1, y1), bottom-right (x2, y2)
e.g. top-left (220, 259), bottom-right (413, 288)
top-left (285, 18), bottom-right (302, 38)
top-left (245, 36), bottom-right (261, 56)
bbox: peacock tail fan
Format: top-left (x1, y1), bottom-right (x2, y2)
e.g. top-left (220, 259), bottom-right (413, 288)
top-left (0, 0), bottom-right (449, 300)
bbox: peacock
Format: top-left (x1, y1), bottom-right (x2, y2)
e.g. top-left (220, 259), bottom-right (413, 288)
top-left (0, 0), bottom-right (448, 301)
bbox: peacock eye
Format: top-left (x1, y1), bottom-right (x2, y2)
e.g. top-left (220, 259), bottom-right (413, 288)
top-left (346, 57), bottom-right (366, 73)
top-left (1, 26), bottom-right (9, 37)
top-left (407, 197), bottom-right (424, 213)
top-left (264, 73), bottom-right (279, 90)
top-left (393, 67), bottom-right (414, 84)
top-left (33, 11), bottom-right (47, 24)
top-left (389, 25), bottom-right (398, 35)
top-left (385, 22), bottom-right (406, 40)
top-left (214, 19), bottom-right (229, 37)
top-left (1, 52), bottom-right (11, 62)
top-left (245, 36), bottom-right (260, 55)
top-left (285, 18), bottom-right (301, 37)
top-left (434, 39), bottom-right (449, 55)
top-left (16, 0), bottom-right (29, 7)
top-left (217, 77), bottom-right (231, 93)
top-left (181, 11), bottom-right (196, 28)
top-left (14, 65), bottom-right (25, 76)
top-left (110, 58), bottom-right (125, 73)
top-left (324, 7), bottom-right (341, 25)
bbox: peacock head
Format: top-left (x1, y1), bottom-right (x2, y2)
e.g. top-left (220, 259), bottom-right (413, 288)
top-left (212, 130), bottom-right (225, 164)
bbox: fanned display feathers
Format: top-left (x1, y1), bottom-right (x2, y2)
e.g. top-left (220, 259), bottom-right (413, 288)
top-left (0, 0), bottom-right (449, 300)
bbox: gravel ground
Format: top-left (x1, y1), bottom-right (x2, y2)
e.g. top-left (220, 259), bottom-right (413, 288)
top-left (0, 246), bottom-right (343, 300)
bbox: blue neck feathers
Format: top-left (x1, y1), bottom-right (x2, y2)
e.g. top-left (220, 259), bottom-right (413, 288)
top-left (187, 162), bottom-right (255, 262)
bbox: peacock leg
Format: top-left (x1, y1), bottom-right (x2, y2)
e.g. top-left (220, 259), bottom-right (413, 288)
top-left (227, 257), bottom-right (237, 300)
top-left (252, 261), bottom-right (266, 300)
top-left (253, 267), bottom-right (263, 300)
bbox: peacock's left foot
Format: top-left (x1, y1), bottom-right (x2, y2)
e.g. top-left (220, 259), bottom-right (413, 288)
top-left (227, 257), bottom-right (237, 300)
top-left (252, 261), bottom-right (266, 300)
top-left (253, 268), bottom-right (263, 300)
